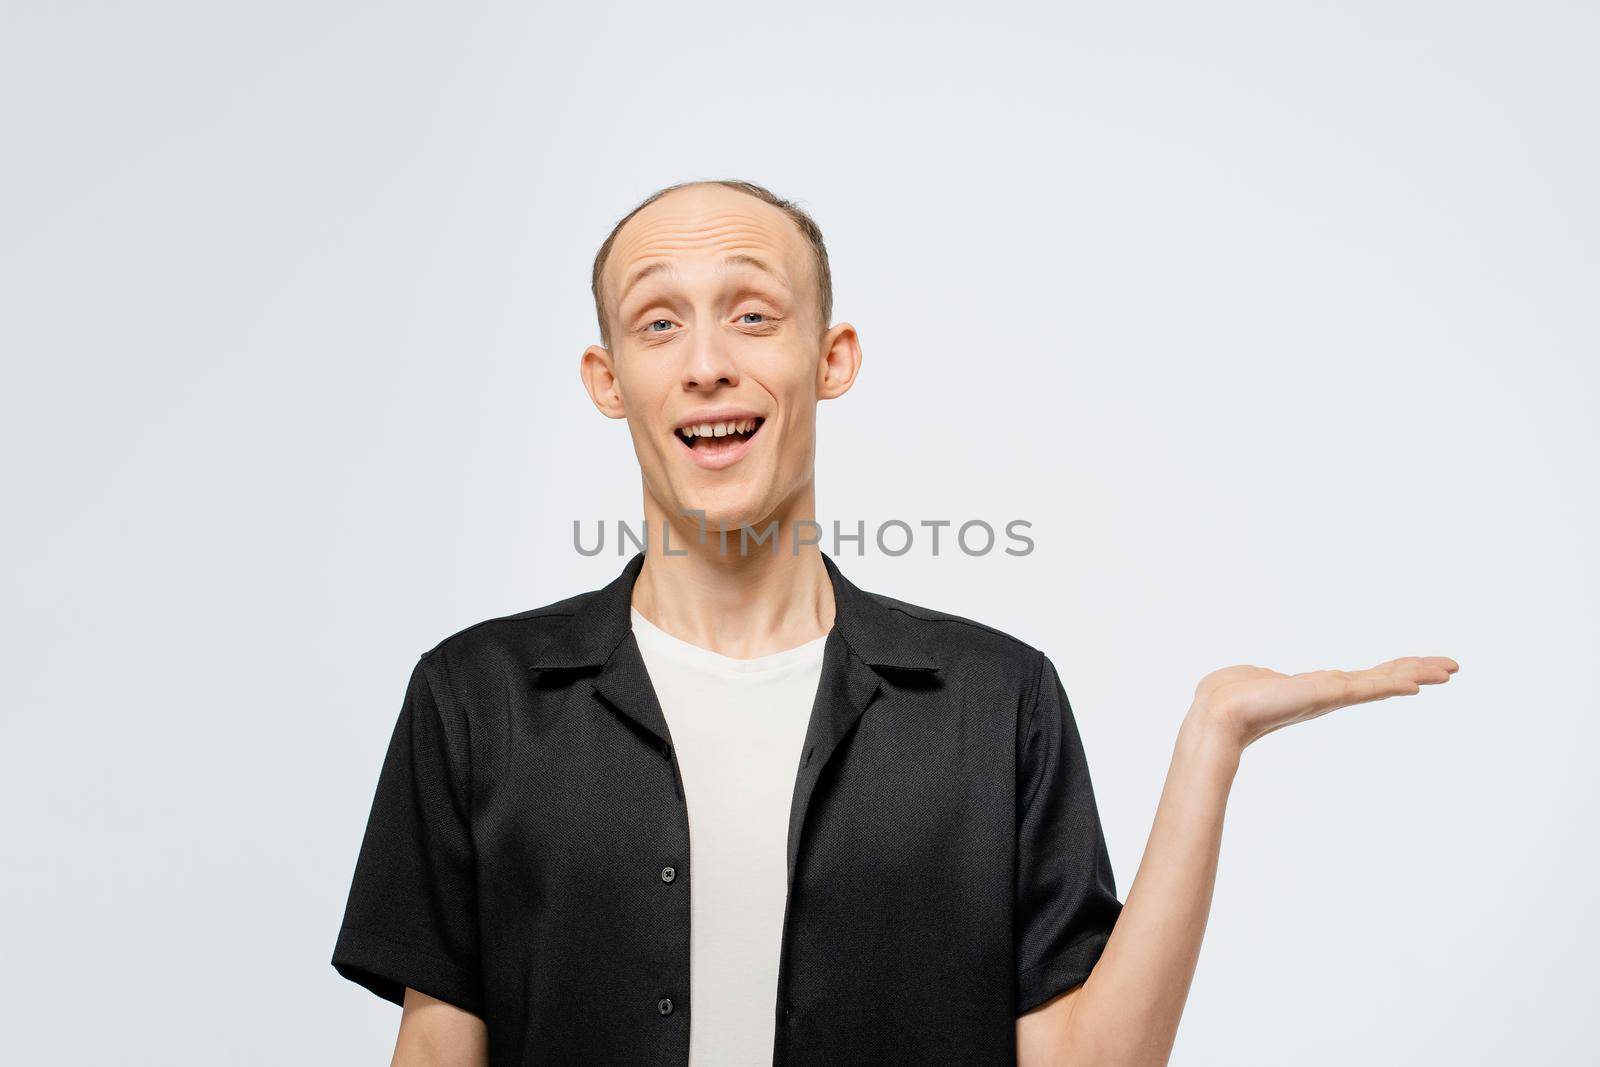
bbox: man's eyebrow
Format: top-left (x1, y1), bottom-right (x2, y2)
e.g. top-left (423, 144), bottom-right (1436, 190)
top-left (719, 253), bottom-right (785, 284)
top-left (618, 254), bottom-right (789, 306)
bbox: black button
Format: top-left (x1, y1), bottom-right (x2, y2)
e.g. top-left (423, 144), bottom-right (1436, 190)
top-left (661, 866), bottom-right (676, 883)
top-left (657, 997), bottom-right (674, 1016)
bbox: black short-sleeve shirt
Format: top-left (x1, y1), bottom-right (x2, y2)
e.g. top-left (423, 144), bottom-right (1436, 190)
top-left (333, 552), bottom-right (1122, 1064)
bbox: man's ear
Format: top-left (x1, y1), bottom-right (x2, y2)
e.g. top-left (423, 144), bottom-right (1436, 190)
top-left (580, 343), bottom-right (628, 419)
top-left (817, 322), bottom-right (862, 401)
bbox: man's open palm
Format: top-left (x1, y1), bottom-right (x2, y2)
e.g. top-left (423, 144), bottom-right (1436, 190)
top-left (1195, 656), bottom-right (1460, 750)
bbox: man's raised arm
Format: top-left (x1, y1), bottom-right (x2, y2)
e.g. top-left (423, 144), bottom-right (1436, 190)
top-left (1016, 656), bottom-right (1458, 1067)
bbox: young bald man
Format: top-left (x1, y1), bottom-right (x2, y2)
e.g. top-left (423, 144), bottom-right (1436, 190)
top-left (332, 178), bottom-right (1458, 1066)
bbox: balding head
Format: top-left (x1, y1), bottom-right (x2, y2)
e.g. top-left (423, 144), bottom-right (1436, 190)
top-left (590, 179), bottom-right (832, 349)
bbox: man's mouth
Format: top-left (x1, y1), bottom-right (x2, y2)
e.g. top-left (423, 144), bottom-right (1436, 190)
top-left (674, 416), bottom-right (765, 457)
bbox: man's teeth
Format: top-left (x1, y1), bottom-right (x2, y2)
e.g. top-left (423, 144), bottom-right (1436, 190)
top-left (678, 418), bottom-right (759, 439)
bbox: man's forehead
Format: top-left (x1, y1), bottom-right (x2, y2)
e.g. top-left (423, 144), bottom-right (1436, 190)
top-left (607, 190), bottom-right (807, 296)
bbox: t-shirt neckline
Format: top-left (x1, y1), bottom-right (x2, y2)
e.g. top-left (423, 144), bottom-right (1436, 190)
top-left (629, 607), bottom-right (830, 676)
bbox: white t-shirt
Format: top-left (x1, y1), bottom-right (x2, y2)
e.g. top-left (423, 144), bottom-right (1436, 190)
top-left (628, 607), bottom-right (828, 1067)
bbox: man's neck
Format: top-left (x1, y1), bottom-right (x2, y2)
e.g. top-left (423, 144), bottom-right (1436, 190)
top-left (630, 499), bottom-right (835, 660)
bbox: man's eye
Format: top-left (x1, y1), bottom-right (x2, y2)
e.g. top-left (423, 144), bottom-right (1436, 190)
top-left (646, 319), bottom-right (674, 333)
top-left (739, 312), bottom-right (767, 324)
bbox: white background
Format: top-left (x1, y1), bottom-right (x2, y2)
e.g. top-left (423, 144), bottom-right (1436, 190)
top-left (3, 1), bottom-right (1595, 1063)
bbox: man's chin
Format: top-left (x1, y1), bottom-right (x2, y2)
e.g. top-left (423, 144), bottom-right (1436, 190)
top-left (657, 498), bottom-right (788, 549)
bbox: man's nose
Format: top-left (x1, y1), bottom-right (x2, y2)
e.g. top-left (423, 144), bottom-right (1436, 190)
top-left (681, 329), bottom-right (740, 391)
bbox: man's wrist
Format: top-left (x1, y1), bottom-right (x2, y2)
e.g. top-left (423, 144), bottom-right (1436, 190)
top-left (1178, 703), bottom-right (1247, 776)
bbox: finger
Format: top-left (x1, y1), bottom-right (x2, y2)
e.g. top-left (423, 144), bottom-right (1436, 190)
top-left (1376, 660), bottom-right (1455, 686)
top-left (1347, 669), bottom-right (1422, 704)
top-left (1288, 662), bottom-right (1446, 717)
top-left (1290, 669), bottom-right (1406, 714)
top-left (1369, 655), bottom-right (1459, 676)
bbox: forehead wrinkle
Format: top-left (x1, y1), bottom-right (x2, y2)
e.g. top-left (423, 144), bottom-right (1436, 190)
top-left (622, 208), bottom-right (790, 240)
top-left (610, 209), bottom-right (803, 307)
top-left (614, 221), bottom-right (791, 267)
top-left (618, 252), bottom-right (793, 310)
top-left (611, 198), bottom-right (797, 257)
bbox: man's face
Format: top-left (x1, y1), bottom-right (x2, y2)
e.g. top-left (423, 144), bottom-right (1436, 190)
top-left (582, 185), bottom-right (859, 537)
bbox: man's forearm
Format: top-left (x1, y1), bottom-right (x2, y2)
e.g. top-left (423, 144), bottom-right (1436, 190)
top-left (1057, 705), bottom-right (1242, 1065)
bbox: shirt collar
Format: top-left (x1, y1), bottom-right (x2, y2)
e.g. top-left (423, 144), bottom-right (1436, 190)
top-left (525, 551), bottom-right (939, 673)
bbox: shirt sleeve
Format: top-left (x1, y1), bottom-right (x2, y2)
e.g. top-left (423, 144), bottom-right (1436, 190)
top-left (1014, 650), bottom-right (1124, 1015)
top-left (331, 655), bottom-right (484, 1016)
